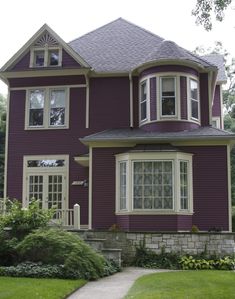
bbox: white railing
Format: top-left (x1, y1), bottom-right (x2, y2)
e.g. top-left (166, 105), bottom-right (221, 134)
top-left (52, 204), bottom-right (80, 229)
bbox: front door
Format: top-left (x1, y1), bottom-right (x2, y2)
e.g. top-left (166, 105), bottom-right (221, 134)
top-left (27, 173), bottom-right (65, 210)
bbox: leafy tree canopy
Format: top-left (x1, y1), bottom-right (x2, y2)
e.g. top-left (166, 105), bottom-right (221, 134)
top-left (192, 0), bottom-right (232, 30)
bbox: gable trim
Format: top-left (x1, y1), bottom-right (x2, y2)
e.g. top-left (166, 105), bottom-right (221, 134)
top-left (1, 24), bottom-right (90, 72)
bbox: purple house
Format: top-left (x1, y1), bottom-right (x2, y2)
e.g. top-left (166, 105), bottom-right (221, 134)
top-left (0, 18), bottom-right (234, 232)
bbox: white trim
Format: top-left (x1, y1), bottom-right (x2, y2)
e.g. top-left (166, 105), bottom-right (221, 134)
top-left (160, 76), bottom-right (177, 118)
top-left (189, 78), bottom-right (200, 122)
top-left (22, 155), bottom-right (69, 209)
top-left (10, 84), bottom-right (86, 91)
top-left (219, 85), bottom-right (224, 129)
top-left (3, 87), bottom-right (10, 198)
top-left (1, 24), bottom-right (89, 72)
top-left (85, 75), bottom-right (89, 129)
top-left (29, 46), bottom-right (62, 68)
top-left (212, 117), bottom-right (221, 129)
top-left (25, 86), bottom-right (69, 130)
top-left (88, 147), bottom-right (92, 229)
top-left (227, 145), bottom-right (232, 232)
top-left (115, 152), bottom-right (193, 215)
top-left (139, 79), bottom-right (149, 124)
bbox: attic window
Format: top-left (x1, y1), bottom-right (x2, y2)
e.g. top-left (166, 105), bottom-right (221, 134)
top-left (30, 47), bottom-right (62, 68)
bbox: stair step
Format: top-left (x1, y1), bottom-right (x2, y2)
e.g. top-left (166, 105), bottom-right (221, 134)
top-left (102, 248), bottom-right (122, 267)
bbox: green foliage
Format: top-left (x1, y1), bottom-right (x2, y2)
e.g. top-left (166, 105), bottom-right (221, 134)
top-left (0, 199), bottom-right (54, 238)
top-left (0, 230), bottom-right (18, 266)
top-left (179, 255), bottom-right (235, 270)
top-left (192, 0), bottom-right (232, 31)
top-left (191, 225), bottom-right (199, 233)
top-left (133, 241), bottom-right (180, 270)
top-left (16, 228), bottom-right (119, 280)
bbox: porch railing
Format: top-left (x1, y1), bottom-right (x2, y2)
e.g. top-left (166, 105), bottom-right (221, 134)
top-left (52, 204), bottom-right (81, 229)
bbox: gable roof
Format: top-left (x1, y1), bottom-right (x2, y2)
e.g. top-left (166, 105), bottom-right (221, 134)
top-left (202, 54), bottom-right (227, 83)
top-left (69, 18), bottom-right (215, 73)
top-left (1, 24), bottom-right (90, 72)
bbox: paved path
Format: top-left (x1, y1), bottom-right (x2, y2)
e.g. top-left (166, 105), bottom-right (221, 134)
top-left (67, 267), bottom-right (171, 299)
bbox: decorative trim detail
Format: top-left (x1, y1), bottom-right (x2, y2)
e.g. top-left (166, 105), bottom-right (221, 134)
top-left (34, 31), bottom-right (59, 47)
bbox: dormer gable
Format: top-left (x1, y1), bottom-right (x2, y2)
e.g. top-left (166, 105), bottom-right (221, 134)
top-left (1, 24), bottom-right (90, 72)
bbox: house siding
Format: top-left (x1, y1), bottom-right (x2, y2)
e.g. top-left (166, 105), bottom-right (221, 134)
top-left (150, 77), bottom-right (157, 121)
top-left (141, 121), bottom-right (199, 132)
top-left (91, 145), bottom-right (228, 231)
top-left (9, 49), bottom-right (81, 71)
top-left (7, 87), bottom-right (90, 224)
top-left (140, 65), bottom-right (199, 78)
top-left (212, 85), bottom-right (221, 119)
top-left (199, 73), bottom-right (210, 126)
top-left (180, 76), bottom-right (188, 119)
top-left (132, 76), bottom-right (139, 128)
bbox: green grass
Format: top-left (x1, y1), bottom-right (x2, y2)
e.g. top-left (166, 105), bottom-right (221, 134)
top-left (125, 271), bottom-right (235, 299)
top-left (0, 277), bottom-right (86, 299)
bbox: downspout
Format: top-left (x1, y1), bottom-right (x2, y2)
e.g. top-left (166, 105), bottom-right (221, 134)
top-left (85, 74), bottom-right (89, 129)
top-left (129, 71), bottom-right (134, 128)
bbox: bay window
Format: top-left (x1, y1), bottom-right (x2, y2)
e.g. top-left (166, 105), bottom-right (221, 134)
top-left (190, 79), bottom-right (199, 120)
top-left (26, 87), bottom-right (68, 129)
top-left (140, 80), bottom-right (147, 122)
top-left (116, 152), bottom-right (193, 214)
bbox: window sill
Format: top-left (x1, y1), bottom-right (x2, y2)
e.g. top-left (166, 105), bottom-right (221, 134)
top-left (25, 126), bottom-right (69, 130)
top-left (116, 211), bottom-right (194, 216)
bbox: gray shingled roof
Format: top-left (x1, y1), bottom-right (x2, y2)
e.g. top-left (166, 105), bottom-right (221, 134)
top-left (81, 127), bottom-right (235, 143)
top-left (202, 54), bottom-right (227, 83)
top-left (69, 18), bottom-right (215, 73)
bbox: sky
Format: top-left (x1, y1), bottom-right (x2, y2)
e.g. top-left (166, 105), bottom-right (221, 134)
top-left (0, 0), bottom-right (234, 96)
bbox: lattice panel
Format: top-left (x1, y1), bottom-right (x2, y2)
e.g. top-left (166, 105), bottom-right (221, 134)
top-left (34, 31), bottom-right (59, 47)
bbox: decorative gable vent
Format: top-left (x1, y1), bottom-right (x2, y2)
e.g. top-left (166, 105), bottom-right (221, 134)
top-left (34, 31), bottom-right (59, 47)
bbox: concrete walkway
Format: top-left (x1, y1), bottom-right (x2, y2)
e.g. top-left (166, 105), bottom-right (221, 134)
top-left (67, 267), bottom-right (171, 299)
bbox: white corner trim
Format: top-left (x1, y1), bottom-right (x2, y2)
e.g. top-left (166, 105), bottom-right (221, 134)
top-left (3, 87), bottom-right (10, 198)
top-left (85, 75), bottom-right (89, 129)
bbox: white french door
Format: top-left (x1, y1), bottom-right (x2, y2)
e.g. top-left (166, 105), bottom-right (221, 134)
top-left (27, 173), bottom-right (66, 210)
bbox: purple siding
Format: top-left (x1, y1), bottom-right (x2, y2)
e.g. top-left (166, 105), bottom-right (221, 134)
top-left (62, 50), bottom-right (81, 68)
top-left (141, 121), bottom-right (199, 132)
top-left (92, 145), bottom-right (228, 231)
top-left (199, 73), bottom-right (210, 126)
top-left (132, 76), bottom-right (139, 128)
top-left (9, 50), bottom-right (82, 71)
top-left (212, 85), bottom-right (221, 117)
top-left (150, 77), bottom-right (157, 121)
top-left (180, 76), bottom-right (188, 119)
top-left (89, 77), bottom-right (130, 130)
top-left (179, 145), bottom-right (228, 231)
top-left (140, 65), bottom-right (198, 78)
top-left (7, 88), bottom-right (89, 224)
top-left (9, 52), bottom-right (30, 71)
top-left (9, 75), bottom-right (86, 87)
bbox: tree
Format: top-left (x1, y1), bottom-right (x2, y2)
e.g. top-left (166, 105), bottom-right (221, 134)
top-left (0, 94), bottom-right (6, 198)
top-left (192, 0), bottom-right (232, 30)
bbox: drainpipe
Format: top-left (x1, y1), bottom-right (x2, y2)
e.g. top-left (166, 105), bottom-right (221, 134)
top-left (85, 74), bottom-right (89, 129)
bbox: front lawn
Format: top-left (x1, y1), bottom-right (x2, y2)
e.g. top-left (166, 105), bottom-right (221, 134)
top-left (125, 271), bottom-right (235, 299)
top-left (0, 277), bottom-right (86, 299)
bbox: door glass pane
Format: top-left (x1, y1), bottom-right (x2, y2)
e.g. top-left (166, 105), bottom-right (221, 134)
top-left (28, 175), bottom-right (43, 208)
top-left (48, 175), bottom-right (63, 210)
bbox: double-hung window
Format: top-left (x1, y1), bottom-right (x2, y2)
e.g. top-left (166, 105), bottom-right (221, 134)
top-left (190, 79), bottom-right (199, 120)
top-left (140, 80), bottom-right (147, 122)
top-left (31, 47), bottom-right (61, 68)
top-left (161, 77), bottom-right (176, 116)
top-left (27, 87), bottom-right (68, 129)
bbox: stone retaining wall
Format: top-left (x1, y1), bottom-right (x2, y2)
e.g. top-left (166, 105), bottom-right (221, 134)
top-left (76, 231), bottom-right (235, 265)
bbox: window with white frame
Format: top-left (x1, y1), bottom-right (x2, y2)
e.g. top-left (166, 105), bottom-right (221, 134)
top-left (140, 80), bottom-right (147, 121)
top-left (30, 47), bottom-right (62, 68)
top-left (190, 79), bottom-right (199, 120)
top-left (161, 77), bottom-right (176, 116)
top-left (23, 155), bottom-right (68, 210)
top-left (26, 87), bottom-right (68, 129)
top-left (212, 117), bottom-right (220, 129)
top-left (116, 152), bottom-right (193, 214)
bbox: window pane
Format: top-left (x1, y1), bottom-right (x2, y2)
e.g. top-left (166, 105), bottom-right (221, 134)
top-left (141, 102), bottom-right (147, 120)
top-left (133, 161), bottom-right (173, 210)
top-left (50, 90), bottom-right (66, 126)
top-left (29, 90), bottom-right (44, 126)
top-left (140, 81), bottom-right (147, 103)
top-left (180, 161), bottom-right (189, 210)
top-left (140, 81), bottom-right (147, 121)
top-left (27, 159), bottom-right (65, 167)
top-left (161, 78), bottom-right (175, 116)
top-left (49, 50), bottom-right (59, 66)
top-left (34, 51), bottom-right (44, 67)
top-left (190, 80), bottom-right (198, 100)
top-left (119, 162), bottom-right (127, 210)
top-left (191, 100), bottom-right (199, 119)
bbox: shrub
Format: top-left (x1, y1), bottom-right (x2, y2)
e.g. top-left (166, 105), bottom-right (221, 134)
top-left (0, 230), bottom-right (18, 266)
top-left (0, 199), bottom-right (54, 238)
top-left (16, 228), bottom-right (119, 280)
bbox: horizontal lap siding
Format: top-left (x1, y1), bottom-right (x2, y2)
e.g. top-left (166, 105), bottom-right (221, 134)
top-left (150, 77), bottom-right (157, 121)
top-left (212, 85), bottom-right (221, 117)
top-left (7, 88), bottom-right (89, 224)
top-left (140, 65), bottom-right (199, 78)
top-left (141, 121), bottom-right (199, 132)
top-left (92, 148), bottom-right (130, 229)
top-left (62, 50), bottom-right (81, 68)
top-left (180, 76), bottom-right (188, 120)
top-left (200, 73), bottom-right (210, 126)
top-left (179, 146), bottom-right (228, 231)
top-left (89, 77), bottom-right (130, 130)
